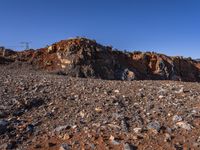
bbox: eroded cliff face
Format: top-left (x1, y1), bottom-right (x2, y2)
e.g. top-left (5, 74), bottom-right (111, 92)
top-left (0, 38), bottom-right (200, 82)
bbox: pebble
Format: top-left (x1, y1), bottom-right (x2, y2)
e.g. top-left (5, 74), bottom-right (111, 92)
top-left (12, 109), bottom-right (25, 116)
top-left (176, 121), bottom-right (193, 130)
top-left (123, 143), bottom-right (136, 150)
top-left (121, 120), bottom-right (129, 132)
top-left (172, 115), bottom-right (183, 122)
top-left (0, 111), bottom-right (7, 118)
top-left (26, 124), bottom-right (34, 133)
top-left (54, 125), bottom-right (71, 132)
top-left (174, 142), bottom-right (183, 149)
top-left (79, 111), bottom-right (85, 118)
top-left (34, 144), bottom-right (42, 148)
top-left (175, 87), bottom-right (184, 94)
top-left (193, 142), bottom-right (200, 148)
top-left (95, 107), bottom-right (102, 113)
top-left (0, 119), bottom-right (8, 134)
top-left (111, 140), bottom-right (120, 145)
top-left (164, 133), bottom-right (171, 142)
top-left (114, 90), bottom-right (119, 93)
top-left (0, 143), bottom-right (7, 149)
top-left (147, 121), bottom-right (161, 132)
top-left (48, 142), bottom-right (57, 147)
top-left (63, 133), bottom-right (70, 140)
top-left (197, 136), bottom-right (200, 143)
top-left (109, 135), bottom-right (115, 141)
top-left (6, 141), bottom-right (16, 149)
top-left (59, 143), bottom-right (71, 150)
top-left (109, 135), bottom-right (120, 145)
top-left (133, 127), bottom-right (142, 134)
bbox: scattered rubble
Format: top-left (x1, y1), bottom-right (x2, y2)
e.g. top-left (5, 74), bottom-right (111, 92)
top-left (0, 65), bottom-right (199, 149)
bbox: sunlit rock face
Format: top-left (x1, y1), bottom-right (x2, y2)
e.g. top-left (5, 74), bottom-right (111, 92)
top-left (1, 37), bottom-right (200, 82)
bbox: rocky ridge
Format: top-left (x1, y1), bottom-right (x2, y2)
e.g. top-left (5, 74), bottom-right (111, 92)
top-left (0, 37), bottom-right (200, 82)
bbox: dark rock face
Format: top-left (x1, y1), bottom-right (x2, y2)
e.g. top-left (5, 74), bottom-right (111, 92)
top-left (1, 38), bottom-right (200, 82)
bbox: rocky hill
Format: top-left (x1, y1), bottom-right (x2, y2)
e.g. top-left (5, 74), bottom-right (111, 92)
top-left (0, 38), bottom-right (200, 149)
top-left (0, 37), bottom-right (200, 82)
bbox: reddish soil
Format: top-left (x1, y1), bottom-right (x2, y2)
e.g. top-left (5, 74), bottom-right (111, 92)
top-left (0, 65), bottom-right (200, 149)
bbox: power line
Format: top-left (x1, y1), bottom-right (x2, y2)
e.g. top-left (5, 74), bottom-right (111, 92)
top-left (20, 42), bottom-right (31, 50)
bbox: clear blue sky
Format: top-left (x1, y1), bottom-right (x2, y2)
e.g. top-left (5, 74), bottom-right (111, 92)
top-left (0, 0), bottom-right (200, 58)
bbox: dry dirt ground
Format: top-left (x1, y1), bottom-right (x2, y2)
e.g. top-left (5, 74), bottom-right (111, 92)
top-left (0, 64), bottom-right (200, 150)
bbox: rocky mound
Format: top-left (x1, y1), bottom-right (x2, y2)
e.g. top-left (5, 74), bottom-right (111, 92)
top-left (1, 37), bottom-right (200, 82)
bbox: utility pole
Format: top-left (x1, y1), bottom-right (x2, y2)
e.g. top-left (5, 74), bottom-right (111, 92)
top-left (21, 42), bottom-right (31, 50)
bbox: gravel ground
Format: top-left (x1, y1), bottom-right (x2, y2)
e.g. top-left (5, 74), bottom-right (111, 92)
top-left (0, 64), bottom-right (200, 150)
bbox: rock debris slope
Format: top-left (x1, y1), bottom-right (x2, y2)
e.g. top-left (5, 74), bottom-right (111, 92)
top-left (0, 66), bottom-right (200, 149)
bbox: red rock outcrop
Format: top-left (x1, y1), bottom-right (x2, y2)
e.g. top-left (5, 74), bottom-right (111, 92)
top-left (1, 37), bottom-right (200, 82)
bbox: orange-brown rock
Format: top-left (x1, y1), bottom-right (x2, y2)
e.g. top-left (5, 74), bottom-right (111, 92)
top-left (0, 37), bottom-right (200, 82)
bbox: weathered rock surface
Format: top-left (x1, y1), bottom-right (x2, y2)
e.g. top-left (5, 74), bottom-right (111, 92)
top-left (1, 37), bottom-right (200, 82)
